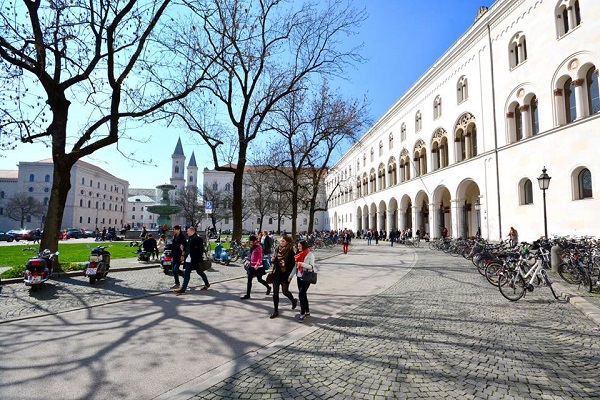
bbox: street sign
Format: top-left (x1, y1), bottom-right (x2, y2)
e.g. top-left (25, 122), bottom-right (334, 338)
top-left (205, 201), bottom-right (213, 214)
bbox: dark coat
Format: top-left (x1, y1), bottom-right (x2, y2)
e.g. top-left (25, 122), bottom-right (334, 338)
top-left (186, 234), bottom-right (204, 267)
top-left (171, 233), bottom-right (187, 258)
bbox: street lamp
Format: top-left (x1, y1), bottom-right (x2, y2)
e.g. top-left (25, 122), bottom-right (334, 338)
top-left (537, 167), bottom-right (551, 238)
top-left (474, 199), bottom-right (481, 238)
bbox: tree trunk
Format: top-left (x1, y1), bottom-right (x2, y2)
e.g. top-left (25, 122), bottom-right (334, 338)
top-left (231, 147), bottom-right (247, 243)
top-left (39, 155), bottom-right (73, 252)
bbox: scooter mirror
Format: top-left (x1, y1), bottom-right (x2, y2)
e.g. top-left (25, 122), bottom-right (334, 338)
top-left (55, 251), bottom-right (60, 255)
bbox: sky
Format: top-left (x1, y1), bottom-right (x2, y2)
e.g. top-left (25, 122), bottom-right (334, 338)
top-left (0, 0), bottom-right (495, 189)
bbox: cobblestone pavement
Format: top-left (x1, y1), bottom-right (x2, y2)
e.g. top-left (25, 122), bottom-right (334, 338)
top-left (191, 246), bottom-right (600, 400)
top-left (0, 259), bottom-right (248, 322)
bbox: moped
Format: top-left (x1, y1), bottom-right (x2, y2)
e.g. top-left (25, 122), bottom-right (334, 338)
top-left (160, 243), bottom-right (173, 275)
top-left (24, 249), bottom-right (59, 291)
top-left (84, 246), bottom-right (111, 284)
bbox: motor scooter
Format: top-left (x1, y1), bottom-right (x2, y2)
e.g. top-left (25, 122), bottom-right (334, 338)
top-left (160, 243), bottom-right (173, 275)
top-left (213, 242), bottom-right (231, 265)
top-left (24, 249), bottom-right (59, 291)
top-left (84, 246), bottom-right (111, 284)
top-left (135, 243), bottom-right (151, 262)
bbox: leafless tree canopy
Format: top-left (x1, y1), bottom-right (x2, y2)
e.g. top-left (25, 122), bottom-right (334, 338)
top-left (173, 186), bottom-right (204, 227)
top-left (165, 0), bottom-right (366, 241)
top-left (0, 0), bottom-right (213, 250)
top-left (4, 193), bottom-right (45, 228)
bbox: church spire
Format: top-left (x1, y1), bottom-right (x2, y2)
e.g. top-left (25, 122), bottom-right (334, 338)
top-left (173, 137), bottom-right (184, 156)
top-left (188, 151), bottom-right (197, 167)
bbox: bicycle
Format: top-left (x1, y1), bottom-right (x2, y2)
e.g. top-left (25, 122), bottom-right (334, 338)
top-left (497, 243), bottom-right (558, 301)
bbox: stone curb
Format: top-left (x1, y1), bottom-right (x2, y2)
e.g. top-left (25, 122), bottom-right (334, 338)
top-left (552, 281), bottom-right (600, 325)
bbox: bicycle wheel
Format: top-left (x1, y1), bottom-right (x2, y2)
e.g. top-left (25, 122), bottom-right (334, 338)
top-left (557, 262), bottom-right (580, 284)
top-left (498, 271), bottom-right (526, 301)
top-left (428, 241), bottom-right (436, 250)
top-left (540, 269), bottom-right (559, 299)
top-left (578, 266), bottom-right (593, 293)
top-left (485, 262), bottom-right (503, 286)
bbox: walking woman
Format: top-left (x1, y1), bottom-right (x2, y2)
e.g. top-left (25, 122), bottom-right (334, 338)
top-left (240, 235), bottom-right (271, 299)
top-left (289, 240), bottom-right (315, 322)
top-left (270, 234), bottom-right (297, 319)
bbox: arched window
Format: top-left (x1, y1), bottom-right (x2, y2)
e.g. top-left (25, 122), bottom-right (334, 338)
top-left (363, 153), bottom-right (366, 166)
top-left (586, 67), bottom-right (600, 115)
top-left (508, 33), bottom-right (527, 69)
top-left (433, 96), bottom-right (442, 119)
top-left (370, 147), bottom-right (374, 162)
top-left (379, 141), bottom-right (383, 156)
top-left (29, 174), bottom-right (34, 182)
top-left (415, 111), bottom-right (422, 132)
top-left (564, 78), bottom-right (576, 123)
top-left (389, 132), bottom-right (394, 150)
top-left (225, 183), bottom-right (231, 191)
top-left (457, 76), bottom-right (468, 103)
top-left (531, 96), bottom-right (540, 135)
top-left (401, 123), bottom-right (407, 141)
top-left (79, 199), bottom-right (83, 207)
top-left (377, 164), bottom-right (386, 190)
top-left (520, 179), bottom-right (533, 205)
top-left (577, 168), bottom-right (592, 199)
top-left (43, 197), bottom-right (49, 206)
top-left (175, 166), bottom-right (179, 174)
top-left (556, 0), bottom-right (581, 37)
top-left (45, 174), bottom-right (50, 182)
top-left (514, 104), bottom-right (523, 142)
top-left (212, 182), bottom-right (218, 191)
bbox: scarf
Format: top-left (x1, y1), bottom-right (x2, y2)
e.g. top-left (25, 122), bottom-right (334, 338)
top-left (294, 248), bottom-right (310, 274)
top-left (275, 242), bottom-right (293, 272)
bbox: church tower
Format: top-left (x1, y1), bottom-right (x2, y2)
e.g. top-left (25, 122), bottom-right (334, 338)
top-left (187, 151), bottom-right (198, 191)
top-left (170, 138), bottom-right (186, 191)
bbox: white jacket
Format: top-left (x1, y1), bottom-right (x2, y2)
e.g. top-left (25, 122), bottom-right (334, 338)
top-left (289, 251), bottom-right (316, 280)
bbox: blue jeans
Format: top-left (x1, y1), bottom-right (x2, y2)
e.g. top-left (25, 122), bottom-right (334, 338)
top-left (263, 254), bottom-right (272, 270)
top-left (179, 262), bottom-right (209, 292)
top-left (172, 257), bottom-right (182, 285)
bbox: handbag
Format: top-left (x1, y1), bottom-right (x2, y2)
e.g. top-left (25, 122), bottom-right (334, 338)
top-left (265, 272), bottom-right (274, 284)
top-left (198, 259), bottom-right (212, 272)
top-left (301, 270), bottom-right (317, 284)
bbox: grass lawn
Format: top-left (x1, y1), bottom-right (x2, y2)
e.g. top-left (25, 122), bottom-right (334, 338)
top-left (0, 239), bottom-right (238, 279)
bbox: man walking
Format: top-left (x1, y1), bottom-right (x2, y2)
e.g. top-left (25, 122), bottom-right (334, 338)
top-left (170, 225), bottom-right (187, 290)
top-left (341, 228), bottom-right (351, 254)
top-left (174, 226), bottom-right (210, 295)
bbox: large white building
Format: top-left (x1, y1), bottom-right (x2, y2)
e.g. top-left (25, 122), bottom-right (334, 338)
top-left (324, 0), bottom-right (599, 242)
top-left (0, 159), bottom-right (129, 231)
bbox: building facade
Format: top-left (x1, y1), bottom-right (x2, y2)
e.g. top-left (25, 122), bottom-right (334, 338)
top-left (325, 0), bottom-right (599, 242)
top-left (0, 159), bottom-right (129, 231)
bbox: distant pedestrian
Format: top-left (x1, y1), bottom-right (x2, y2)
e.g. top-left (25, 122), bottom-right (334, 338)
top-left (341, 229), bottom-right (351, 254)
top-left (157, 234), bottom-right (166, 257)
top-left (170, 225), bottom-right (187, 290)
top-left (140, 226), bottom-right (148, 240)
top-left (366, 230), bottom-right (372, 245)
top-left (240, 235), bottom-right (271, 299)
top-left (289, 240), bottom-right (315, 322)
top-left (261, 230), bottom-right (274, 270)
top-left (33, 228), bottom-right (41, 244)
top-left (508, 227), bottom-right (518, 246)
top-left (269, 235), bottom-right (297, 319)
top-left (174, 226), bottom-right (210, 295)
top-left (142, 233), bottom-right (158, 260)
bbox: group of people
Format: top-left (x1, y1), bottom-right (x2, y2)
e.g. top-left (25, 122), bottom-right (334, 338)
top-left (241, 232), bottom-right (315, 322)
top-left (169, 225), bottom-right (211, 295)
top-left (141, 233), bottom-right (166, 260)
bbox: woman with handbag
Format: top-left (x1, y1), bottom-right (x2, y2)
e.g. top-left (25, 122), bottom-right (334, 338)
top-left (240, 235), bottom-right (271, 299)
top-left (289, 240), bottom-right (315, 322)
top-left (269, 235), bottom-right (298, 319)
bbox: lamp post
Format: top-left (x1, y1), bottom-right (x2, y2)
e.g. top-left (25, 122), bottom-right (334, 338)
top-left (474, 200), bottom-right (481, 238)
top-left (537, 167), bottom-right (551, 238)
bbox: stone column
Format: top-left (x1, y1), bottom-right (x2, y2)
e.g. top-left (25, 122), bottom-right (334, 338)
top-left (553, 88), bottom-right (565, 125)
top-left (520, 104), bottom-right (531, 138)
top-left (387, 210), bottom-right (395, 232)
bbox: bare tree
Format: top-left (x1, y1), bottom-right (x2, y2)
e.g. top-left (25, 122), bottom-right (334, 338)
top-left (5, 193), bottom-right (45, 229)
top-left (0, 0), bottom-right (212, 251)
top-left (173, 187), bottom-right (204, 228)
top-left (265, 83), bottom-right (369, 236)
top-left (167, 0), bottom-right (366, 242)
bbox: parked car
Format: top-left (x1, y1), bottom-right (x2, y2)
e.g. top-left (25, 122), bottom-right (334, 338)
top-left (65, 228), bottom-right (83, 239)
top-left (13, 229), bottom-right (35, 241)
top-left (0, 230), bottom-right (15, 242)
top-left (84, 229), bottom-right (95, 238)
